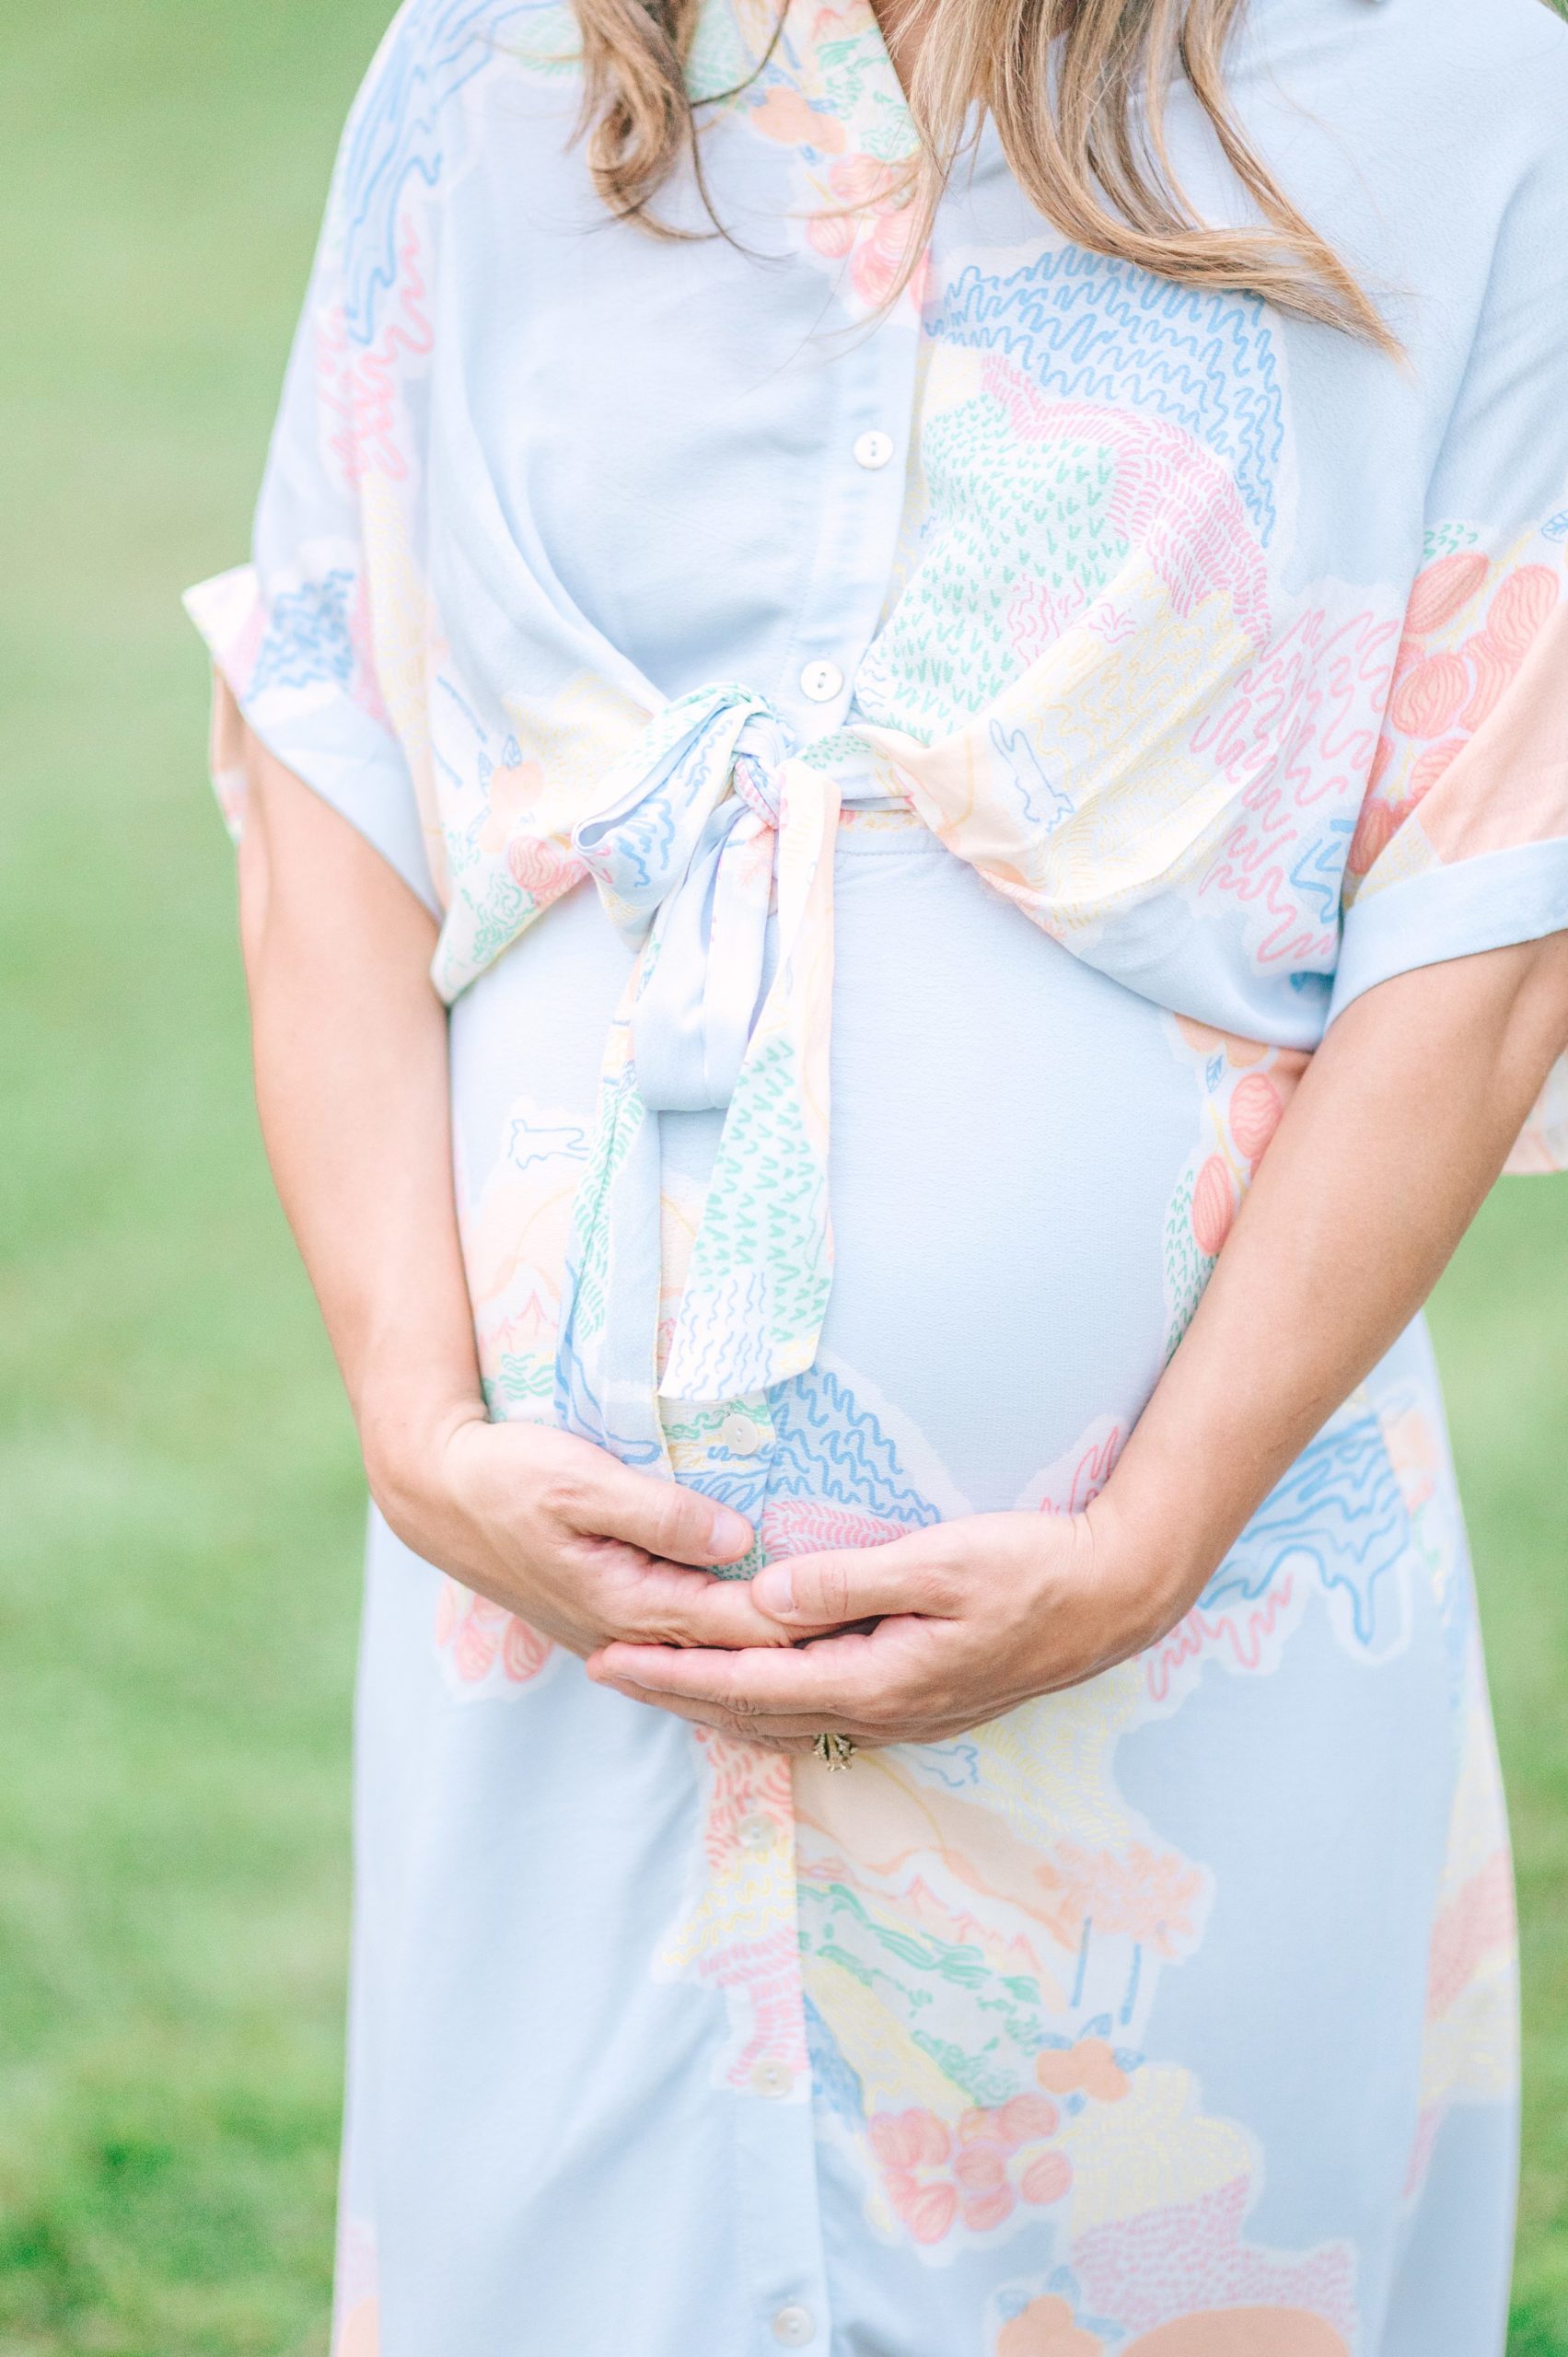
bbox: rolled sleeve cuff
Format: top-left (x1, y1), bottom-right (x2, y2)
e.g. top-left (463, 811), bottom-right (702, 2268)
top-left (184, 564), bottom-right (442, 920)
top-left (1329, 839), bottom-right (1568, 1028)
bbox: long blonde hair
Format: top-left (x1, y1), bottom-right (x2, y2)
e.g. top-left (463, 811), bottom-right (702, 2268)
top-left (568, 0), bottom-right (1395, 348)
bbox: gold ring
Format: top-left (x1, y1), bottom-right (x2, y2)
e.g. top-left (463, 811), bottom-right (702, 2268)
top-left (814, 1731), bottom-right (856, 1771)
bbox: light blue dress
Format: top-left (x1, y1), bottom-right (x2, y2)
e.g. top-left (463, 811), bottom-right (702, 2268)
top-left (188, 0), bottom-right (1568, 2348)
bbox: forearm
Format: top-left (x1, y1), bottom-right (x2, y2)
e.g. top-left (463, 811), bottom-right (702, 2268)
top-left (236, 721), bottom-right (483, 1513)
top-left (1105, 935), bottom-right (1568, 1617)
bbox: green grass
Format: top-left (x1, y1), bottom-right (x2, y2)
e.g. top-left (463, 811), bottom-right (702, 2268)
top-left (0, 0), bottom-right (1563, 2349)
top-left (0, 4), bottom-right (393, 2350)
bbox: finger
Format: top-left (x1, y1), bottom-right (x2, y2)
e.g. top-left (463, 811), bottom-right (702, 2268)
top-left (749, 1529), bottom-right (958, 1627)
top-left (555, 1457), bottom-right (753, 1569)
top-left (616, 1562), bottom-right (837, 1650)
top-left (590, 1625), bottom-right (899, 1720)
top-left (596, 1676), bottom-right (824, 1753)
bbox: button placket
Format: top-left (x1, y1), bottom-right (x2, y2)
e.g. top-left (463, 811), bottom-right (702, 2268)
top-left (728, 255), bottom-right (921, 2357)
top-left (778, 257), bottom-right (921, 744)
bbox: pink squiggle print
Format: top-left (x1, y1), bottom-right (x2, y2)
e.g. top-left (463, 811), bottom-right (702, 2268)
top-left (1018, 1416), bottom-right (1126, 1519)
top-left (1005, 575), bottom-right (1089, 666)
top-left (696, 1729), bottom-right (793, 1874)
top-left (674, 1731), bottom-right (807, 2090)
top-left (1144, 1575), bottom-right (1297, 1704)
top-left (1072, 2175), bottom-right (1357, 2341)
top-left (319, 217), bottom-right (436, 488)
top-left (1053, 1424), bottom-right (1124, 1515)
top-left (761, 1497), bottom-right (918, 1559)
top-left (980, 365), bottom-right (1272, 650)
top-left (695, 1928), bottom-right (809, 2091)
top-left (1193, 605), bottom-right (1399, 968)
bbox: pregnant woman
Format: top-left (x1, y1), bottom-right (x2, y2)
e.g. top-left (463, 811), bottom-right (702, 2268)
top-left (188, 0), bottom-right (1568, 2346)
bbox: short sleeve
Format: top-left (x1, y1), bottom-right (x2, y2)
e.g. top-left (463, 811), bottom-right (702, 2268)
top-left (183, 47), bottom-right (442, 918)
top-left (1329, 142), bottom-right (1568, 1167)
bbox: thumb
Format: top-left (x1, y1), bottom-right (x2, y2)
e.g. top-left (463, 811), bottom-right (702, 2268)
top-left (751, 1532), bottom-right (947, 1625)
top-left (578, 1457), bottom-right (753, 1569)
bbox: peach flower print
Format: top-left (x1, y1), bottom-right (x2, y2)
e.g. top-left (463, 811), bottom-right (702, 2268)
top-left (998, 2296), bottom-right (1103, 2357)
top-left (1169, 1022), bottom-right (1307, 1265)
top-left (435, 1581), bottom-right (552, 1691)
top-left (749, 85), bottom-right (847, 154)
top-left (1349, 544), bottom-right (1561, 876)
top-left (870, 2092), bottom-right (1073, 2247)
top-left (805, 154), bottom-right (927, 310)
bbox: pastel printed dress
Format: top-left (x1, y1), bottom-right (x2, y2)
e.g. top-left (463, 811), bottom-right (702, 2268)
top-left (187, 0), bottom-right (1568, 2349)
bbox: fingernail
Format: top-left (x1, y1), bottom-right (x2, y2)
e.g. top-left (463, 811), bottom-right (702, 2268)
top-left (709, 1507), bottom-right (752, 1560)
top-left (752, 1565), bottom-right (796, 1618)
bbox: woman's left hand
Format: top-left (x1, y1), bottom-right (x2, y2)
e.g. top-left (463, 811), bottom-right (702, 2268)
top-left (586, 1501), bottom-right (1198, 1751)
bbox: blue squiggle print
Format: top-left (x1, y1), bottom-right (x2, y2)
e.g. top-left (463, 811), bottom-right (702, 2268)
top-left (771, 1368), bottom-right (939, 1525)
top-left (931, 247), bottom-right (1284, 544)
top-left (339, 0), bottom-right (535, 346)
top-left (251, 570), bottom-right (356, 694)
top-left (802, 1996), bottom-right (865, 2129)
top-left (1201, 1412), bottom-right (1411, 1650)
top-left (1289, 816), bottom-right (1355, 929)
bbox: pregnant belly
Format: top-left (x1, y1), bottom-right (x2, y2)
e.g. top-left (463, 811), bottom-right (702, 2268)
top-left (448, 823), bottom-right (1301, 1517)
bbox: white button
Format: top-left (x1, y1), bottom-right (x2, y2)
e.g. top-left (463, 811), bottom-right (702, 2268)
top-left (854, 429), bottom-right (895, 470)
top-left (721, 1412), bottom-right (762, 1457)
top-left (738, 1812), bottom-right (777, 1851)
top-left (799, 660), bottom-right (843, 704)
top-left (772, 2307), bottom-right (817, 2347)
top-left (750, 2058), bottom-right (794, 2099)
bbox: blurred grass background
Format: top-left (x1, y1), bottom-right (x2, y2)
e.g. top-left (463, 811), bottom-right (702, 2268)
top-left (0, 0), bottom-right (1563, 2350)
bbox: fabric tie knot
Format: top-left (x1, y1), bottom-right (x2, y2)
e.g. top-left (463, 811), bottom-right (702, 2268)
top-left (731, 737), bottom-right (785, 830)
top-left (553, 683), bottom-right (848, 1451)
top-left (570, 689), bottom-right (796, 1114)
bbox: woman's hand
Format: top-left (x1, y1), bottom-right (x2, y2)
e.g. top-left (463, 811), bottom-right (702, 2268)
top-left (590, 935), bottom-right (1568, 1750)
top-left (368, 1405), bottom-right (833, 1663)
top-left (233, 731), bottom-right (833, 1670)
top-left (586, 1495), bottom-right (1195, 1750)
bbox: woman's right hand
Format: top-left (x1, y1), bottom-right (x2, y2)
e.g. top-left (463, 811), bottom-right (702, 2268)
top-left (235, 741), bottom-right (806, 1666)
top-left (365, 1405), bottom-right (806, 1661)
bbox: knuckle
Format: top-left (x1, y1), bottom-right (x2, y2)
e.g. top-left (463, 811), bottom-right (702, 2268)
top-left (633, 1610), bottom-right (684, 1645)
top-left (819, 1558), bottom-right (855, 1620)
top-left (538, 1467), bottom-right (590, 1526)
top-left (645, 1487), bottom-right (702, 1559)
top-left (856, 1675), bottom-right (922, 1734)
top-left (919, 1557), bottom-right (958, 1608)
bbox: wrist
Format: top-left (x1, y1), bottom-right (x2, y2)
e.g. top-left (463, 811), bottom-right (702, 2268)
top-left (356, 1379), bottom-right (489, 1537)
top-left (1081, 1478), bottom-right (1219, 1653)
